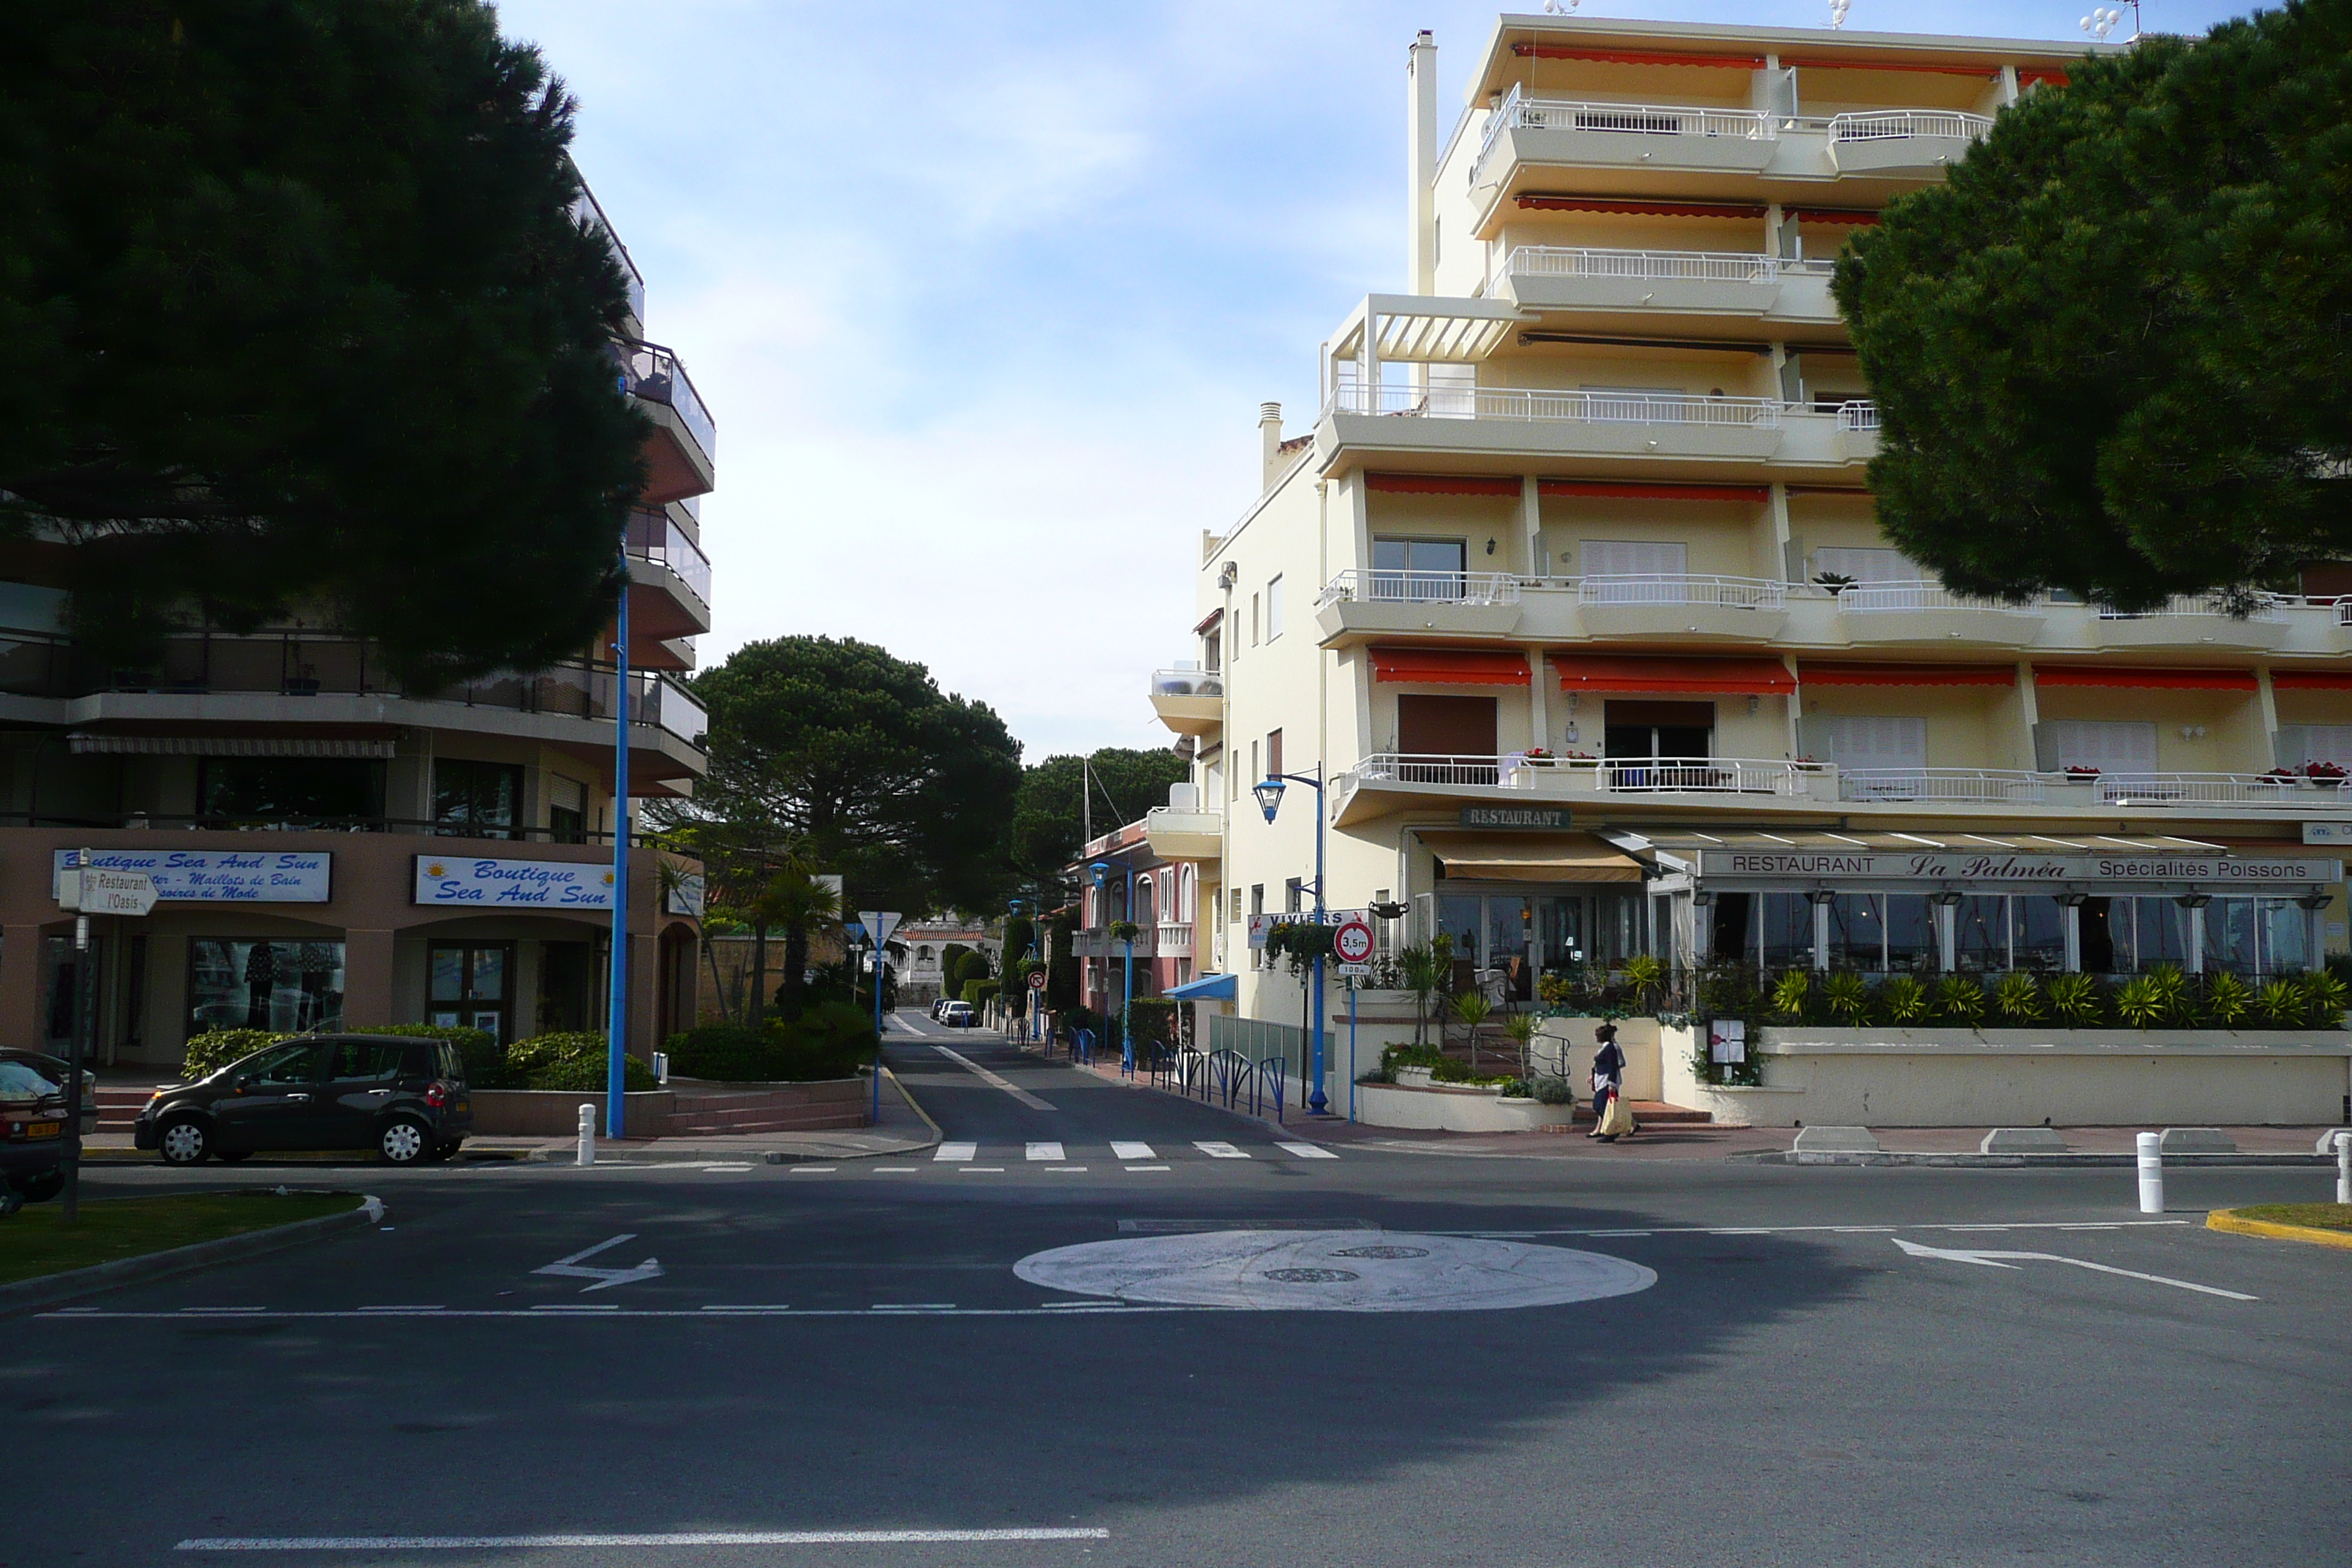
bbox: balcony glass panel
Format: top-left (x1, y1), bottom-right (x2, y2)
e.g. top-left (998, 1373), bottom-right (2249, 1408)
top-left (628, 510), bottom-right (713, 607)
top-left (614, 340), bottom-right (717, 463)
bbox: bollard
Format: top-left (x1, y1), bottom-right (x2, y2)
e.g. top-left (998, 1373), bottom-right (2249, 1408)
top-left (2136, 1131), bottom-right (2163, 1214)
top-left (577, 1103), bottom-right (596, 1167)
top-left (2337, 1131), bottom-right (2350, 1206)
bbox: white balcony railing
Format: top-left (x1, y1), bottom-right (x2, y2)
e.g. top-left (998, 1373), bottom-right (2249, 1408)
top-left (1828, 110), bottom-right (1995, 143)
top-left (2097, 592), bottom-right (2285, 622)
top-left (1327, 381), bottom-right (1783, 429)
top-left (1317, 569), bottom-right (1521, 609)
top-left (1150, 667), bottom-right (1223, 698)
top-left (1841, 769), bottom-right (2048, 804)
top-left (1504, 246), bottom-right (1776, 284)
top-left (1480, 86), bottom-right (1775, 164)
top-left (1832, 580), bottom-right (2041, 614)
top-left (2090, 773), bottom-right (2318, 808)
top-left (1598, 758), bottom-right (1816, 796)
top-left (1836, 401), bottom-right (1881, 431)
top-left (1157, 923), bottom-right (1195, 958)
top-left (1350, 753), bottom-right (1507, 788)
top-left (1841, 769), bottom-right (2343, 810)
top-left (1579, 574), bottom-right (1787, 611)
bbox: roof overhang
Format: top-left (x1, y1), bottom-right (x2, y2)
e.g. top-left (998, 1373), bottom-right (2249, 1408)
top-left (1332, 295), bottom-right (1531, 366)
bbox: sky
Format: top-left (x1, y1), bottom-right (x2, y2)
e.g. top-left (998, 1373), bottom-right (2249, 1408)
top-left (491, 0), bottom-right (2261, 766)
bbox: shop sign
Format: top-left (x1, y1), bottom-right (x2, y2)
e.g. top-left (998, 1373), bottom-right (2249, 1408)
top-left (1695, 850), bottom-right (2342, 887)
top-left (50, 848), bottom-right (331, 903)
top-left (1459, 804), bottom-right (1571, 830)
top-left (414, 856), bottom-right (615, 908)
top-left (665, 873), bottom-right (706, 917)
top-left (2302, 823), bottom-right (2352, 845)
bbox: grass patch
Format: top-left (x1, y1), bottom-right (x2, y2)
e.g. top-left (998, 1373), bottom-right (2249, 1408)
top-left (2228, 1202), bottom-right (2352, 1232)
top-left (0, 1191), bottom-right (363, 1284)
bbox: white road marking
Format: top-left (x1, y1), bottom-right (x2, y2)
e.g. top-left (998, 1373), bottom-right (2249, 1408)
top-left (872, 1303), bottom-right (956, 1311)
top-left (1194, 1142), bottom-right (1250, 1159)
top-left (1047, 1166), bottom-right (1088, 1172)
top-left (173, 1529), bottom-right (1113, 1550)
top-left (1111, 1142), bottom-right (1156, 1160)
top-left (1445, 1221), bottom-right (2195, 1238)
top-left (932, 1045), bottom-right (1057, 1111)
top-left (358, 1305), bottom-right (444, 1313)
top-left (1276, 1142), bottom-right (1338, 1159)
top-left (959, 1166), bottom-right (1006, 1173)
top-left (1586, 1230), bottom-right (1652, 1237)
top-left (55, 1307), bottom-right (1211, 1322)
top-left (1890, 1237), bottom-right (2258, 1301)
top-left (1125, 1165), bottom-right (1170, 1172)
top-left (699, 1305), bottom-right (793, 1313)
top-left (870, 1166), bottom-right (919, 1173)
top-left (701, 1164), bottom-right (755, 1172)
top-left (532, 1235), bottom-right (663, 1293)
top-left (786, 1166), bottom-right (836, 1174)
top-left (934, 1143), bottom-right (977, 1162)
top-left (180, 1307), bottom-right (265, 1315)
top-left (531, 1303), bottom-right (621, 1312)
top-left (1025, 1142), bottom-right (1064, 1161)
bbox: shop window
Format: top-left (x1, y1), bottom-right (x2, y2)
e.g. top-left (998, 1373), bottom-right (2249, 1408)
top-left (198, 758), bottom-right (384, 826)
top-left (1709, 893), bottom-right (1750, 965)
top-left (186, 939), bottom-right (344, 1036)
top-left (1757, 892), bottom-right (1811, 970)
top-left (431, 943), bottom-right (514, 1042)
top-left (434, 760), bottom-right (524, 840)
top-left (2202, 897), bottom-right (2310, 976)
top-left (1828, 894), bottom-right (1887, 972)
top-left (1885, 895), bottom-right (1935, 972)
top-left (2013, 897), bottom-right (2067, 972)
top-left (1953, 896), bottom-right (2008, 972)
top-left (2258, 899), bottom-right (2311, 973)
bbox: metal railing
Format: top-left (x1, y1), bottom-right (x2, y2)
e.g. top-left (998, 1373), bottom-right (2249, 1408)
top-left (1836, 400), bottom-right (1882, 431)
top-left (1317, 569), bottom-right (1521, 608)
top-left (1578, 574), bottom-right (1787, 610)
top-left (1327, 382), bottom-right (1782, 428)
top-left (1599, 758), bottom-right (1815, 795)
top-left (1504, 246), bottom-right (1776, 284)
top-left (1350, 753), bottom-right (1507, 788)
top-left (1836, 769), bottom-right (2352, 809)
top-left (2097, 592), bottom-right (2285, 622)
top-left (1481, 86), bottom-right (1775, 167)
top-left (2090, 772), bottom-right (2321, 808)
top-left (1828, 110), bottom-right (1995, 143)
top-left (614, 339), bottom-right (716, 464)
top-left (1833, 580), bottom-right (2041, 614)
top-left (627, 510), bottom-right (713, 608)
top-left (1150, 667), bottom-right (1224, 698)
top-left (1840, 769), bottom-right (2048, 804)
top-left (571, 184), bottom-right (646, 323)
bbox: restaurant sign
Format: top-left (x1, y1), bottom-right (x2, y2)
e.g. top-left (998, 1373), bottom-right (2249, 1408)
top-left (1695, 851), bottom-right (2342, 888)
top-left (50, 848), bottom-right (332, 903)
top-left (1459, 804), bottom-right (1570, 830)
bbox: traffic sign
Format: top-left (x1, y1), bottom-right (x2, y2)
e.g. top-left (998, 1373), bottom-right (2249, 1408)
top-left (58, 865), bottom-right (157, 917)
top-left (1332, 918), bottom-right (1375, 966)
top-left (859, 911), bottom-right (902, 946)
top-left (1027, 968), bottom-right (1048, 990)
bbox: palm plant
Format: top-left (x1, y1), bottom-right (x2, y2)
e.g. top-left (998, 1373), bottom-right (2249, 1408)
top-left (741, 861), bottom-right (842, 1025)
top-left (2113, 974), bottom-right (2163, 1029)
top-left (1934, 974), bottom-right (1986, 1025)
top-left (2301, 968), bottom-right (2350, 1028)
top-left (1399, 944), bottom-right (1446, 1047)
top-left (1769, 968), bottom-right (1812, 1022)
top-left (2046, 972), bottom-right (2103, 1027)
top-left (1501, 1010), bottom-right (1540, 1080)
top-left (1880, 973), bottom-right (1929, 1024)
top-left (1822, 970), bottom-right (1869, 1025)
top-left (1450, 990), bottom-right (1493, 1068)
top-left (1621, 953), bottom-right (1665, 1014)
top-left (1991, 972), bottom-right (2046, 1025)
top-left (2143, 962), bottom-right (2190, 1025)
top-left (2255, 977), bottom-right (2304, 1028)
top-left (2203, 970), bottom-right (2253, 1028)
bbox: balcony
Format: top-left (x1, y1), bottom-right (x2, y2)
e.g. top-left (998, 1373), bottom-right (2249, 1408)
top-left (1148, 667), bottom-right (1223, 736)
top-left (1826, 110), bottom-right (1994, 177)
top-left (1157, 922), bottom-right (1196, 960)
top-left (2094, 593), bottom-right (2288, 652)
top-left (1833, 579), bottom-right (2046, 646)
top-left (572, 185), bottom-right (646, 325)
top-left (1341, 752), bottom-right (1834, 803)
top-left (1144, 804), bottom-right (1222, 862)
top-left (1074, 927), bottom-right (1157, 960)
top-left (1498, 247), bottom-right (1840, 328)
top-left (1576, 574), bottom-right (1789, 641)
top-left (626, 510), bottom-right (713, 644)
top-left (1842, 769), bottom-right (2352, 813)
top-left (1314, 569), bottom-right (1524, 640)
top-left (1834, 399), bottom-right (1880, 462)
top-left (1322, 382), bottom-right (1782, 465)
top-left (1476, 88), bottom-right (1777, 188)
top-left (616, 340), bottom-right (716, 505)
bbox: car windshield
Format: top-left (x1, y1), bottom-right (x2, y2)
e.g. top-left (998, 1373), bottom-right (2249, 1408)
top-left (0, 1059), bottom-right (62, 1101)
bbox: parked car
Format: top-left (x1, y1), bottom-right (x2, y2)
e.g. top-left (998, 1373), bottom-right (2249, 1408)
top-left (134, 1034), bottom-right (472, 1166)
top-left (0, 1056), bottom-right (68, 1209)
top-left (0, 1049), bottom-right (97, 1137)
top-left (938, 1001), bottom-right (976, 1028)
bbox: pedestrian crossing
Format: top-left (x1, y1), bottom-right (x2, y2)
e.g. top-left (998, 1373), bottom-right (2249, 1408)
top-left (913, 1138), bottom-right (1340, 1166)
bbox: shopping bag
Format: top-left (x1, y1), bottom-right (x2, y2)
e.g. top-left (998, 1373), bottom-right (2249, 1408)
top-left (1598, 1092), bottom-right (1636, 1138)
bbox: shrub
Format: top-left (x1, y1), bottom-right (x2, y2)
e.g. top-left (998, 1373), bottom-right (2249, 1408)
top-left (1880, 973), bottom-right (1930, 1025)
top-left (2114, 975), bottom-right (2163, 1029)
top-left (1529, 1075), bottom-right (1578, 1105)
top-left (1991, 972), bottom-right (2046, 1025)
top-left (663, 1003), bottom-right (875, 1083)
top-left (2144, 962), bottom-right (2191, 1025)
top-left (347, 1022), bottom-right (500, 1086)
top-left (2047, 973), bottom-right (2103, 1027)
top-left (1127, 998), bottom-right (1177, 1049)
top-left (953, 949), bottom-right (993, 988)
top-left (1933, 975), bottom-right (1986, 1025)
top-left (502, 1033), bottom-right (657, 1092)
top-left (2256, 977), bottom-right (2304, 1028)
top-left (181, 1028), bottom-right (288, 1080)
top-left (1381, 1044), bottom-right (1444, 1074)
top-left (1822, 970), bottom-right (1869, 1025)
top-left (1769, 969), bottom-right (1812, 1022)
top-left (938, 943), bottom-right (970, 992)
top-left (2301, 968), bottom-right (2349, 1027)
top-left (962, 979), bottom-right (1000, 1011)
top-left (2203, 970), bottom-right (2253, 1028)
top-left (1621, 953), bottom-right (1665, 1010)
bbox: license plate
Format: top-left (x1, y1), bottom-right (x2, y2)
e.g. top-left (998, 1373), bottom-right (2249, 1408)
top-left (23, 1121), bottom-right (60, 1139)
top-left (453, 1099), bottom-right (469, 1112)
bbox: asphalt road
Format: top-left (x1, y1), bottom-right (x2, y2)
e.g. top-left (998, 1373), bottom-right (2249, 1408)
top-left (10, 1010), bottom-right (2347, 1568)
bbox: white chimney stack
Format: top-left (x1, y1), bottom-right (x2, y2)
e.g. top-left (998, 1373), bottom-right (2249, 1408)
top-left (1408, 31), bottom-right (1439, 293)
top-left (1259, 401), bottom-right (1285, 488)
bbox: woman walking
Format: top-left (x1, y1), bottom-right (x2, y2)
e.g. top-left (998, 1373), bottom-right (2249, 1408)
top-left (1587, 1020), bottom-right (1628, 1141)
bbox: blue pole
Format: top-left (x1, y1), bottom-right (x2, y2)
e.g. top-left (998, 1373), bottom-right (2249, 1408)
top-left (871, 935), bottom-right (883, 1122)
top-left (1121, 867), bottom-right (1136, 1076)
top-left (1308, 767), bottom-right (1327, 1114)
top-left (606, 546), bottom-right (631, 1140)
top-left (1348, 974), bottom-right (1359, 1123)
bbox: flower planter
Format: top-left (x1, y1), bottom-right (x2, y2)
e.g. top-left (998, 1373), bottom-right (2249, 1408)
top-left (1356, 1081), bottom-right (1574, 1133)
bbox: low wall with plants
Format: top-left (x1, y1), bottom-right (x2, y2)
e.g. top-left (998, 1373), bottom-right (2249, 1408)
top-left (178, 1025), bottom-right (657, 1092)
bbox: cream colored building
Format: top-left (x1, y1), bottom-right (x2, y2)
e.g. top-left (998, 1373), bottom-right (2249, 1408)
top-left (1143, 17), bottom-right (2352, 1115)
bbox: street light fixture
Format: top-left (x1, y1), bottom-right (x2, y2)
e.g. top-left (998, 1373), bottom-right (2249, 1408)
top-left (1088, 860), bottom-right (1137, 1071)
top-left (1256, 766), bottom-right (1331, 1115)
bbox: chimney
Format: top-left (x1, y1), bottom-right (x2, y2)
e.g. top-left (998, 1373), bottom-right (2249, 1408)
top-left (1408, 31), bottom-right (1439, 293)
top-left (1259, 402), bottom-right (1285, 488)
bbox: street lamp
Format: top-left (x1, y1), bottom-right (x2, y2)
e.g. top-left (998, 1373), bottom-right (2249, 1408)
top-left (1256, 766), bottom-right (1330, 1115)
top-left (1088, 859), bottom-right (1137, 1071)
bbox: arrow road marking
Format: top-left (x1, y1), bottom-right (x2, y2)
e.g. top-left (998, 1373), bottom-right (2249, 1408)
top-left (532, 1234), bottom-right (665, 1294)
top-left (1891, 1236), bottom-right (2257, 1301)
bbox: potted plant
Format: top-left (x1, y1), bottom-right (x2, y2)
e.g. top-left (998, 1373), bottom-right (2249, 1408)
top-left (2062, 764), bottom-right (2101, 783)
top-left (1521, 747), bottom-right (1557, 767)
top-left (1564, 750), bottom-right (1598, 767)
top-left (2304, 761), bottom-right (2348, 786)
top-left (1813, 570), bottom-right (1857, 598)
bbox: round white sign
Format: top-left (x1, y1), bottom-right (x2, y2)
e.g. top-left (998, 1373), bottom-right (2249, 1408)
top-left (1332, 919), bottom-right (1375, 965)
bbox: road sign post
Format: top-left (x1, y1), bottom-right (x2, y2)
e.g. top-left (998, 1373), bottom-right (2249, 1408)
top-left (860, 911), bottom-right (901, 1120)
top-left (55, 853), bottom-right (155, 1222)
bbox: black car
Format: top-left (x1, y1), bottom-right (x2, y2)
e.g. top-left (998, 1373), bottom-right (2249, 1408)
top-left (135, 1034), bottom-right (472, 1166)
top-left (0, 1049), bottom-right (97, 1139)
top-left (0, 1056), bottom-right (68, 1208)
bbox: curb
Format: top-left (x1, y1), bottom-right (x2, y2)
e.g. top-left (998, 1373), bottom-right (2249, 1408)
top-left (761, 1067), bottom-right (943, 1165)
top-left (1746, 1151), bottom-right (2338, 1167)
top-left (2206, 1208), bottom-right (2352, 1251)
top-left (0, 1194), bottom-right (383, 1313)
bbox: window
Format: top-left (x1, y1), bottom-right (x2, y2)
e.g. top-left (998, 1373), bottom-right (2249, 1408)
top-left (1604, 701), bottom-right (1713, 763)
top-left (1813, 546), bottom-right (1920, 583)
top-left (1580, 539), bottom-right (1688, 588)
top-left (198, 758), bottom-right (384, 824)
top-left (1371, 538), bottom-right (1468, 601)
top-left (1266, 728), bottom-right (1284, 780)
top-left (1432, 216), bottom-right (1441, 265)
top-left (1204, 630), bottom-right (1222, 673)
top-left (187, 940), bottom-right (344, 1035)
top-left (2043, 720), bottom-right (2157, 772)
top-left (1250, 884), bottom-right (1265, 918)
top-left (547, 775), bottom-right (587, 843)
top-left (1232, 888), bottom-right (1245, 923)
top-left (1251, 593), bottom-right (1260, 645)
top-left (1249, 740), bottom-right (1259, 788)
top-left (1822, 716), bottom-right (1928, 787)
top-left (434, 759), bottom-right (525, 840)
top-left (1284, 878), bottom-right (1303, 914)
top-left (430, 943), bottom-right (515, 1043)
top-left (1266, 576), bottom-right (1284, 641)
top-left (326, 1039), bottom-right (404, 1082)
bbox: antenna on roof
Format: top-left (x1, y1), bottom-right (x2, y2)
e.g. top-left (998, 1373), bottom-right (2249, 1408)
top-left (1828, 0), bottom-right (1852, 27)
top-left (1542, 0), bottom-right (1579, 12)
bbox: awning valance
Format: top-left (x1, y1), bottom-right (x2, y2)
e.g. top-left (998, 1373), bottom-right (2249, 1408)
top-left (66, 734), bottom-right (396, 758)
top-left (1515, 194), bottom-right (1768, 220)
top-left (2034, 666), bottom-right (2258, 692)
top-left (2268, 670), bottom-right (2352, 691)
top-left (1798, 662), bottom-right (2015, 687)
top-left (1164, 973), bottom-right (1237, 1001)
top-left (1512, 43), bottom-right (1766, 67)
top-left (1554, 654), bottom-right (1794, 696)
top-left (1426, 832), bottom-right (1645, 884)
top-left (1539, 479), bottom-right (1771, 504)
top-left (1787, 207), bottom-right (1882, 226)
top-left (1366, 472), bottom-right (1523, 497)
top-left (1370, 647), bottom-right (1532, 687)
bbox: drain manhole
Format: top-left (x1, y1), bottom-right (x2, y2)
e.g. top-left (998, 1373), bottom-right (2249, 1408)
top-left (1331, 1245), bottom-right (1430, 1259)
top-left (1259, 1267), bottom-right (1360, 1284)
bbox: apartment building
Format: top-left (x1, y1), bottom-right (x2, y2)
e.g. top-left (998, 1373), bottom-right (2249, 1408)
top-left (0, 178), bottom-right (715, 1068)
top-left (1071, 814), bottom-right (1207, 1022)
top-left (1147, 18), bottom-right (2352, 1085)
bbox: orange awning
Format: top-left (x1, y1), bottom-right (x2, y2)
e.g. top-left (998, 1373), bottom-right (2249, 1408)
top-left (1554, 655), bottom-right (1794, 695)
top-left (1516, 194), bottom-right (1769, 220)
top-left (1512, 43), bottom-right (1767, 68)
top-left (2034, 666), bottom-right (2258, 692)
top-left (1540, 479), bottom-right (1771, 504)
top-left (1787, 207), bottom-right (1882, 226)
top-left (1365, 473), bottom-right (1522, 497)
top-left (1369, 647), bottom-right (1532, 687)
top-left (1798, 662), bottom-right (2014, 687)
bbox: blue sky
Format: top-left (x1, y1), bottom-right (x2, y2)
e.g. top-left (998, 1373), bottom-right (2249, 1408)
top-left (491, 0), bottom-right (2259, 765)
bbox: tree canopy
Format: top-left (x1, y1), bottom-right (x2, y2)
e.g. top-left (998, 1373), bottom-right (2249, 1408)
top-left (669, 636), bottom-right (1024, 918)
top-left (1833, 2), bottom-right (2352, 607)
top-left (0, 1), bottom-right (646, 682)
top-left (1009, 747), bottom-right (1192, 891)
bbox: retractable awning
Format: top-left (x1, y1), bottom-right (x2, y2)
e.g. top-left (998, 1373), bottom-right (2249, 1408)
top-left (1516, 195), bottom-right (1769, 220)
top-left (1540, 480), bottom-right (1771, 504)
top-left (1164, 973), bottom-right (1237, 1001)
top-left (2269, 670), bottom-right (2352, 690)
top-left (1554, 654), bottom-right (1795, 695)
top-left (1426, 832), bottom-right (1646, 884)
top-left (66, 734), bottom-right (397, 758)
top-left (1369, 647), bottom-right (1533, 687)
top-left (1798, 663), bottom-right (2015, 687)
top-left (2034, 666), bottom-right (2258, 691)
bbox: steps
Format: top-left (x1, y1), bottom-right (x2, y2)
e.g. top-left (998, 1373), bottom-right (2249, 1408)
top-left (95, 1087), bottom-right (153, 1131)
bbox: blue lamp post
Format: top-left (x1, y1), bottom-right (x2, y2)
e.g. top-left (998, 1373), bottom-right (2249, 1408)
top-left (1254, 766), bottom-right (1329, 1115)
top-left (1088, 859), bottom-right (1137, 1073)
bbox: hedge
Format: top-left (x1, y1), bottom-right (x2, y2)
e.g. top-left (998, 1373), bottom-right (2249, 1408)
top-left (665, 1003), bottom-right (877, 1083)
top-left (962, 979), bottom-right (1000, 1011)
top-left (502, 1032), bottom-right (658, 1092)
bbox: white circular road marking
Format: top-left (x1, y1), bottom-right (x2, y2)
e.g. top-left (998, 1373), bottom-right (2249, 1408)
top-left (1013, 1229), bottom-right (1655, 1313)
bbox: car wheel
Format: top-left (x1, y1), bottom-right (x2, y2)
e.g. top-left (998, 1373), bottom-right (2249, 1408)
top-left (378, 1118), bottom-right (431, 1165)
top-left (11, 1169), bottom-right (64, 1204)
top-left (159, 1117), bottom-right (211, 1165)
top-left (216, 1149), bottom-right (253, 1163)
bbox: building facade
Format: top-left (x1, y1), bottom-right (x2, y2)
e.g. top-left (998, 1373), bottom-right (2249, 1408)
top-left (1072, 810), bottom-right (1205, 1023)
top-left (1147, 18), bottom-right (2352, 1095)
top-left (1, 177), bottom-right (715, 1069)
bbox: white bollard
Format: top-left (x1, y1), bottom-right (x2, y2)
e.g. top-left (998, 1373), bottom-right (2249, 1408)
top-left (2337, 1131), bottom-right (2350, 1206)
top-left (2136, 1131), bottom-right (2163, 1215)
top-left (576, 1103), bottom-right (596, 1167)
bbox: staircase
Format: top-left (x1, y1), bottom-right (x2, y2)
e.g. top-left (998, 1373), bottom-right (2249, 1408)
top-left (666, 1088), bottom-right (867, 1137)
top-left (95, 1085), bottom-right (154, 1133)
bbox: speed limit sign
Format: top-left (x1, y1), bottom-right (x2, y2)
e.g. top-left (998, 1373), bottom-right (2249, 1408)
top-left (1333, 919), bottom-right (1374, 966)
